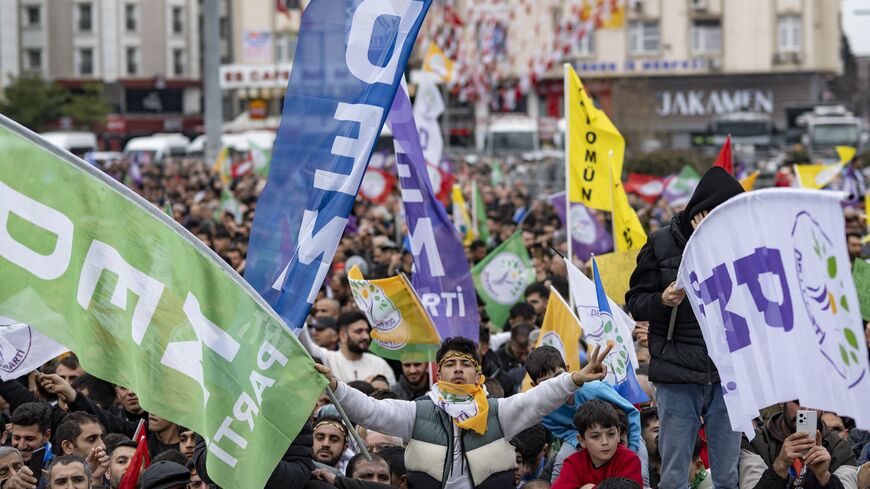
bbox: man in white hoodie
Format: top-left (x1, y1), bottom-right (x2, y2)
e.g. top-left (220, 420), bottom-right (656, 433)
top-left (316, 336), bottom-right (611, 489)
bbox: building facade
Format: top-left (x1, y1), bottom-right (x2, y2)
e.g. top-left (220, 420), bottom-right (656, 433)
top-left (0, 0), bottom-right (205, 148)
top-left (447, 0), bottom-right (843, 150)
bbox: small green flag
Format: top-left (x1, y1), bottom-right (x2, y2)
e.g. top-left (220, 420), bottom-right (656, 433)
top-left (491, 160), bottom-right (504, 186)
top-left (163, 201), bottom-right (173, 218)
top-left (214, 188), bottom-right (242, 225)
top-left (852, 259), bottom-right (870, 322)
top-left (0, 115), bottom-right (325, 489)
top-left (472, 232), bottom-right (535, 328)
top-left (472, 181), bottom-right (490, 244)
top-left (250, 141), bottom-right (271, 177)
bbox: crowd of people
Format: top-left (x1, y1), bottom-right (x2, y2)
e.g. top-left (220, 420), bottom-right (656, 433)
top-left (1, 151), bottom-right (869, 489)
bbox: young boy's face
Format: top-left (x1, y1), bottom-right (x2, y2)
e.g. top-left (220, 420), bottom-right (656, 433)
top-left (578, 424), bottom-right (620, 466)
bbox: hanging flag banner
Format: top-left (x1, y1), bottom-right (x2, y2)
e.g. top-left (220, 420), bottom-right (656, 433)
top-left (348, 266), bottom-right (441, 361)
top-left (0, 116), bottom-right (325, 488)
top-left (548, 192), bottom-right (612, 261)
top-left (566, 64), bottom-right (625, 211)
top-left (414, 77), bottom-right (445, 168)
top-left (387, 84), bottom-right (478, 342)
top-left (359, 168), bottom-right (396, 205)
top-left (565, 261), bottom-right (638, 370)
top-left (624, 173), bottom-right (667, 204)
top-left (472, 233), bottom-right (536, 328)
top-left (591, 257), bottom-right (649, 404)
top-left (245, 0), bottom-right (432, 329)
top-left (662, 165), bottom-right (701, 207)
top-left (677, 189), bottom-right (870, 436)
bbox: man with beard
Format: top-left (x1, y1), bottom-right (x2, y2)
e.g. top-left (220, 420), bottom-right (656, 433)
top-left (739, 401), bottom-right (857, 489)
top-left (390, 361), bottom-right (430, 401)
top-left (302, 311), bottom-right (396, 384)
top-left (313, 416), bottom-right (349, 471)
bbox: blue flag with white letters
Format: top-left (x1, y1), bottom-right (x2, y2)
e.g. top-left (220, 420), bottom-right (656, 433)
top-left (245, 0), bottom-right (432, 329)
top-left (591, 256), bottom-right (649, 404)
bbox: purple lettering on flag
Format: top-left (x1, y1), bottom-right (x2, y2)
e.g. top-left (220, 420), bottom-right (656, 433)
top-left (386, 85), bottom-right (478, 341)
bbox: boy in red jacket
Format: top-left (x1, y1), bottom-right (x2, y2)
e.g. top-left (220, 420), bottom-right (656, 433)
top-left (552, 400), bottom-right (643, 489)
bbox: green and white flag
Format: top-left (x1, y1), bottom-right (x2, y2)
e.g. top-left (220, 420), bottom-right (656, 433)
top-left (214, 187), bottom-right (243, 225)
top-left (0, 115), bottom-right (325, 488)
top-left (471, 232), bottom-right (535, 328)
top-left (472, 180), bottom-right (490, 245)
top-left (250, 141), bottom-right (271, 177)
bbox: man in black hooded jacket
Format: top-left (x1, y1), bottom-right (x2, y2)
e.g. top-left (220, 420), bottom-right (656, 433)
top-left (626, 166), bottom-right (744, 489)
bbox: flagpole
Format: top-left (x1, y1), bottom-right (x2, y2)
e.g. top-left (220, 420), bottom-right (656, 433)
top-left (325, 389), bottom-right (372, 461)
top-left (608, 150), bottom-right (617, 249)
top-left (563, 64), bottom-right (575, 313)
top-left (472, 180), bottom-right (479, 238)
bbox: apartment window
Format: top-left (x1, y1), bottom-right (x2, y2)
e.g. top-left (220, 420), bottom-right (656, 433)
top-left (777, 15), bottom-right (801, 53)
top-left (78, 48), bottom-right (94, 75)
top-left (126, 47), bottom-right (138, 75)
top-left (275, 33), bottom-right (299, 62)
top-left (125, 3), bottom-right (138, 32)
top-left (575, 32), bottom-right (595, 57)
top-left (692, 20), bottom-right (721, 54)
top-left (77, 3), bottom-right (93, 33)
top-left (629, 20), bottom-right (660, 54)
top-left (173, 48), bottom-right (185, 76)
top-left (25, 5), bottom-right (41, 26)
top-left (25, 48), bottom-right (42, 70)
top-left (219, 17), bottom-right (229, 39)
top-left (172, 6), bottom-right (184, 34)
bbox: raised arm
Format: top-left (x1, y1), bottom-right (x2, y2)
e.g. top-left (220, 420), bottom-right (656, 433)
top-left (318, 364), bottom-right (416, 442)
top-left (499, 344), bottom-right (612, 440)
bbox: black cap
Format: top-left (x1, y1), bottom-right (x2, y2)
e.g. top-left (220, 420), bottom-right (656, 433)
top-left (312, 316), bottom-right (339, 332)
top-left (140, 461), bottom-right (190, 489)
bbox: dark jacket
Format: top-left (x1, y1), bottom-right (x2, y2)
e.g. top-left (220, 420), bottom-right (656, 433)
top-left (390, 375), bottom-right (429, 401)
top-left (751, 467), bottom-right (845, 489)
top-left (194, 421), bottom-right (315, 489)
top-left (626, 166), bottom-right (744, 385)
top-left (494, 343), bottom-right (524, 396)
top-left (0, 379), bottom-right (98, 449)
top-left (742, 412), bottom-right (858, 476)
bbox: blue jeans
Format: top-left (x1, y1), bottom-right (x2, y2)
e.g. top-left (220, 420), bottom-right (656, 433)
top-left (656, 383), bottom-right (741, 489)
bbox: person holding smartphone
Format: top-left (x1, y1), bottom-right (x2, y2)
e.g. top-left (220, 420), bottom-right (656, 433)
top-left (739, 401), bottom-right (859, 489)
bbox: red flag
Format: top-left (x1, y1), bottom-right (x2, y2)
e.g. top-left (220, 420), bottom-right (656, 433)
top-left (119, 420), bottom-right (150, 489)
top-left (359, 168), bottom-right (396, 204)
top-left (713, 135), bottom-right (733, 175)
top-left (624, 173), bottom-right (666, 204)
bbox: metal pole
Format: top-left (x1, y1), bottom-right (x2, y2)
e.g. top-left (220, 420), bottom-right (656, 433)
top-left (203, 0), bottom-right (222, 165)
top-left (563, 64), bottom-right (575, 312)
top-left (324, 388), bottom-right (372, 461)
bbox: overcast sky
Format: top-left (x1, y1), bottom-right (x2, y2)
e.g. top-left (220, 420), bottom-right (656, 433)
top-left (843, 0), bottom-right (870, 56)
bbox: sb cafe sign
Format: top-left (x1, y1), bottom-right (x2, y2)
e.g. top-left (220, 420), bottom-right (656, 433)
top-left (656, 89), bottom-right (773, 117)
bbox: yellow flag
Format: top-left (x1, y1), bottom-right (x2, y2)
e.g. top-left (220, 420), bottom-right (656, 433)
top-left (520, 286), bottom-right (583, 391)
top-left (566, 64), bottom-right (625, 211)
top-left (837, 146), bottom-right (857, 164)
top-left (740, 170), bottom-right (760, 191)
top-left (348, 266), bottom-right (441, 361)
top-left (793, 163), bottom-right (844, 190)
top-left (595, 249), bottom-right (641, 306)
top-left (423, 43), bottom-right (454, 83)
top-left (611, 166), bottom-right (647, 251)
top-left (452, 184), bottom-right (474, 246)
top-left (212, 147), bottom-right (230, 186)
top-left (599, 1), bottom-right (626, 28)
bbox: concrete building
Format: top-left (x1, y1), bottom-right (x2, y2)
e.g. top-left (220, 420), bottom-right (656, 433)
top-left (218, 0), bottom-right (306, 130)
top-left (453, 0), bottom-right (843, 150)
top-left (0, 0), bottom-right (206, 147)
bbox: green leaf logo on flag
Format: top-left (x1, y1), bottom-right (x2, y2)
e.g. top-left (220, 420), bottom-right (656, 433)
top-left (0, 115), bottom-right (325, 489)
top-left (472, 232), bottom-right (535, 328)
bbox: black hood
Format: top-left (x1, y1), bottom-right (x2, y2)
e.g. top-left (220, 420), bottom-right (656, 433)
top-left (678, 166), bottom-right (744, 238)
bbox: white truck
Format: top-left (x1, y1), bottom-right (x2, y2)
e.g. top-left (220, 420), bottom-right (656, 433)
top-left (798, 106), bottom-right (867, 163)
top-left (484, 115), bottom-right (540, 156)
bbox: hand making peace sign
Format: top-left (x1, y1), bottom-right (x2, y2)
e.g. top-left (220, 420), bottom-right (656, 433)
top-left (571, 343), bottom-right (613, 387)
